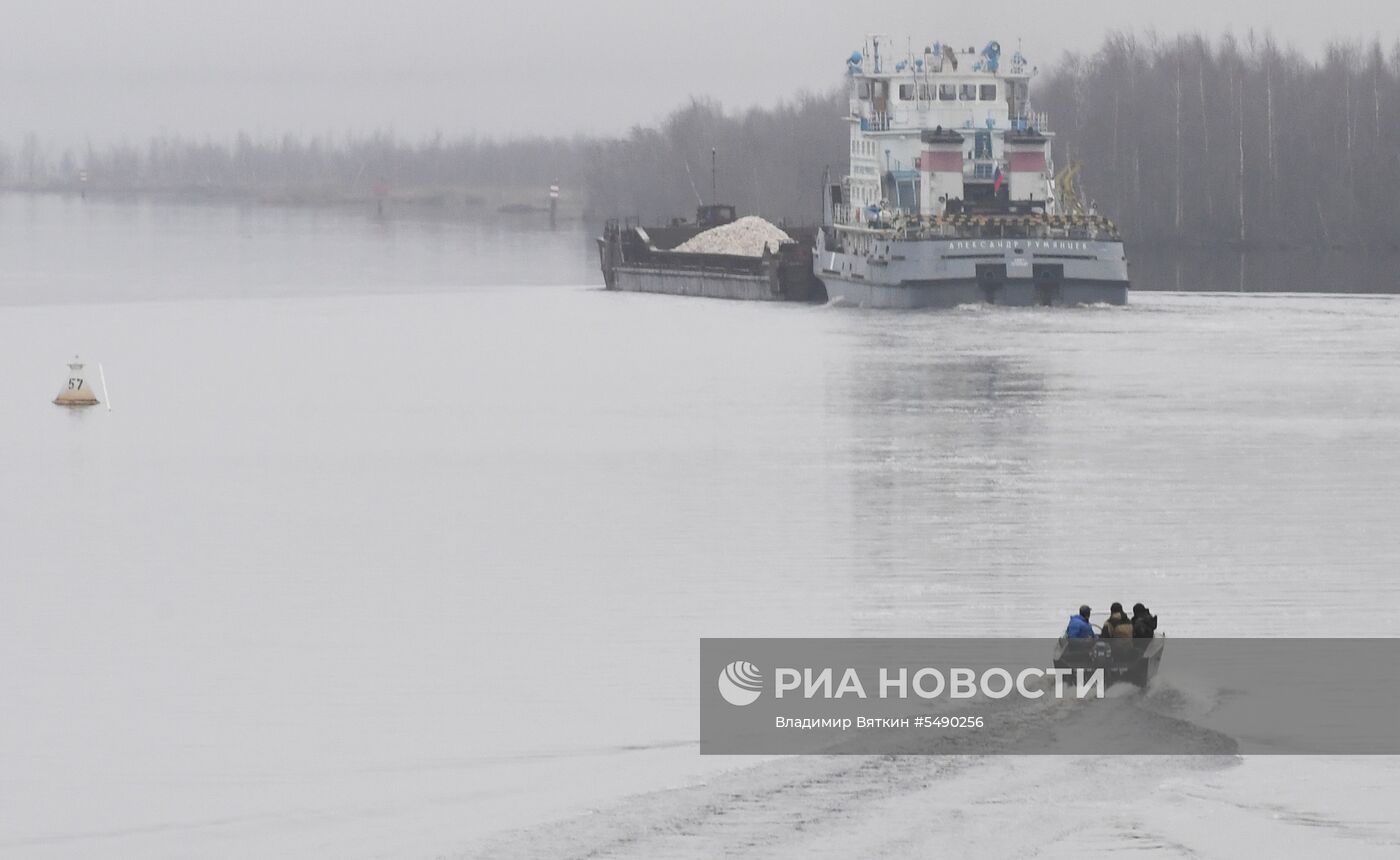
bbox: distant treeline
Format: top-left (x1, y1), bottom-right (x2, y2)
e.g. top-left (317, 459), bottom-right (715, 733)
top-left (583, 91), bottom-right (847, 226)
top-left (0, 131), bottom-right (599, 208)
top-left (5, 32), bottom-right (1400, 247)
top-left (1039, 33), bottom-right (1400, 249)
top-left (0, 93), bottom-right (844, 222)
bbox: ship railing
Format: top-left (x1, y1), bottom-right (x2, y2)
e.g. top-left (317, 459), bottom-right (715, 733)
top-left (859, 113), bottom-right (891, 132)
top-left (1009, 111), bottom-right (1050, 132)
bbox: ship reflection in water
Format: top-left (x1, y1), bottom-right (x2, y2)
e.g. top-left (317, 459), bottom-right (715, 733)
top-left (837, 343), bottom-right (1049, 629)
top-left (828, 297), bottom-right (1400, 638)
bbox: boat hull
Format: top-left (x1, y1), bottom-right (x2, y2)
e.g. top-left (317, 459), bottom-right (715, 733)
top-left (821, 276), bottom-right (1128, 308)
top-left (1053, 636), bottom-right (1165, 688)
top-left (814, 234), bottom-right (1129, 308)
top-left (609, 263), bottom-right (787, 301)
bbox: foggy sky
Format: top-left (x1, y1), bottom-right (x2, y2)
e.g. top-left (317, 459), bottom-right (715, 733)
top-left (3, 0), bottom-right (1394, 147)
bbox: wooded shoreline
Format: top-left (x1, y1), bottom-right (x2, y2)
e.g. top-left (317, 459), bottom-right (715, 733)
top-left (6, 31), bottom-right (1398, 250)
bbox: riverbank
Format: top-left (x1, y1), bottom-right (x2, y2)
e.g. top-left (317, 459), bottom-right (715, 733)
top-left (0, 184), bottom-right (593, 221)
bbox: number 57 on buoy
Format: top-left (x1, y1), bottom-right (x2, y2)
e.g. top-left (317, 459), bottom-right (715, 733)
top-left (52, 356), bottom-right (111, 411)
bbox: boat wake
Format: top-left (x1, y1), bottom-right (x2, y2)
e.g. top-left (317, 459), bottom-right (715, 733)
top-left (458, 684), bottom-right (1242, 858)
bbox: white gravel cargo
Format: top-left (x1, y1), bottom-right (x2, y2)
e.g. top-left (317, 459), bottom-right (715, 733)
top-left (672, 216), bottom-right (793, 257)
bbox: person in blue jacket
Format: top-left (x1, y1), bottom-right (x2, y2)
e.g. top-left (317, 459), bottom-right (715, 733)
top-left (1066, 605), bottom-right (1095, 638)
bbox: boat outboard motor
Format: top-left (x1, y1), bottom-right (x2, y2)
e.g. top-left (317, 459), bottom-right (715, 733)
top-left (1090, 640), bottom-right (1115, 669)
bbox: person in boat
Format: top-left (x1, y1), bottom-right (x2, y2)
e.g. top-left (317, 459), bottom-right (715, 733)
top-left (1132, 603), bottom-right (1158, 639)
top-left (1101, 602), bottom-right (1134, 638)
top-left (1066, 605), bottom-right (1095, 639)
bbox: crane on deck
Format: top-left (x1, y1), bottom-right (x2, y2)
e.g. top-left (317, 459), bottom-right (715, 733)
top-left (1054, 161), bottom-right (1087, 216)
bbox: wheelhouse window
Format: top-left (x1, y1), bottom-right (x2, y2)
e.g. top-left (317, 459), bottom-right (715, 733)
top-left (857, 81), bottom-right (871, 99)
top-left (979, 84), bottom-right (998, 101)
top-left (959, 84), bottom-right (977, 101)
top-left (898, 83), bottom-right (914, 100)
top-left (974, 131), bottom-right (993, 159)
top-left (938, 84), bottom-right (957, 101)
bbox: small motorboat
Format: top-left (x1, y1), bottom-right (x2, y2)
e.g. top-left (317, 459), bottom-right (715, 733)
top-left (1053, 633), bottom-right (1165, 688)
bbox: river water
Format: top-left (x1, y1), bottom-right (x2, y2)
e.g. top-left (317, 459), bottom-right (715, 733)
top-left (2, 195), bottom-right (1398, 858)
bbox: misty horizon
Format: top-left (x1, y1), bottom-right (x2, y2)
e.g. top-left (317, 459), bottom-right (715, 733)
top-left (4, 0), bottom-right (1399, 148)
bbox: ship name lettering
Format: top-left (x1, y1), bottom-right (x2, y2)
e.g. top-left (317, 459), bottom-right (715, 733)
top-left (947, 240), bottom-right (1090, 251)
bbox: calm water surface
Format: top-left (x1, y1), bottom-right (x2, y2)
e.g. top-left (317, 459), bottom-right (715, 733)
top-left (2, 195), bottom-right (1398, 857)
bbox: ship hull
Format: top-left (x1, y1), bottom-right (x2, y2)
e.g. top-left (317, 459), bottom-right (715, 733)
top-left (608, 263), bottom-right (787, 301)
top-left (814, 234), bottom-right (1129, 309)
top-left (821, 276), bottom-right (1128, 308)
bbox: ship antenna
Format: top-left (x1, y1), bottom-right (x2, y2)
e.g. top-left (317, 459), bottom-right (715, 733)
top-left (681, 155), bottom-right (704, 207)
top-left (711, 148), bottom-right (717, 205)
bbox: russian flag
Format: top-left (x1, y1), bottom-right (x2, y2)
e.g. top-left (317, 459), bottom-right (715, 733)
top-left (993, 165), bottom-right (1005, 194)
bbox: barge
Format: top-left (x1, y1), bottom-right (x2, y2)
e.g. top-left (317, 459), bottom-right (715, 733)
top-left (598, 205), bottom-right (825, 302)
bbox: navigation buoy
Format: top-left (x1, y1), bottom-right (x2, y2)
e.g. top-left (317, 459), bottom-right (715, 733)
top-left (53, 356), bottom-right (100, 407)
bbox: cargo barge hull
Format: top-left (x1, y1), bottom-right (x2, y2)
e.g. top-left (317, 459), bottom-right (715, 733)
top-left (608, 263), bottom-right (791, 301)
top-left (598, 211), bottom-right (825, 303)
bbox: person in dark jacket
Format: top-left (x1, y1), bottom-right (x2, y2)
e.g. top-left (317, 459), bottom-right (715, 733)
top-left (1066, 605), bottom-right (1095, 639)
top-left (1132, 603), bottom-right (1158, 639)
top-left (1102, 602), bottom-right (1134, 638)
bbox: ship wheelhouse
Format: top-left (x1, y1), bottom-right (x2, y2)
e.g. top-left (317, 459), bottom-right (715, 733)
top-left (835, 36), bottom-right (1054, 225)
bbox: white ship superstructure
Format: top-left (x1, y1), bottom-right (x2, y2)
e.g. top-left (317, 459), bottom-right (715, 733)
top-left (817, 36), bottom-right (1130, 308)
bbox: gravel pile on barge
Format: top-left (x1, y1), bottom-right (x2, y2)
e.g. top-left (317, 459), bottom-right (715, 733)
top-left (672, 216), bottom-right (793, 257)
